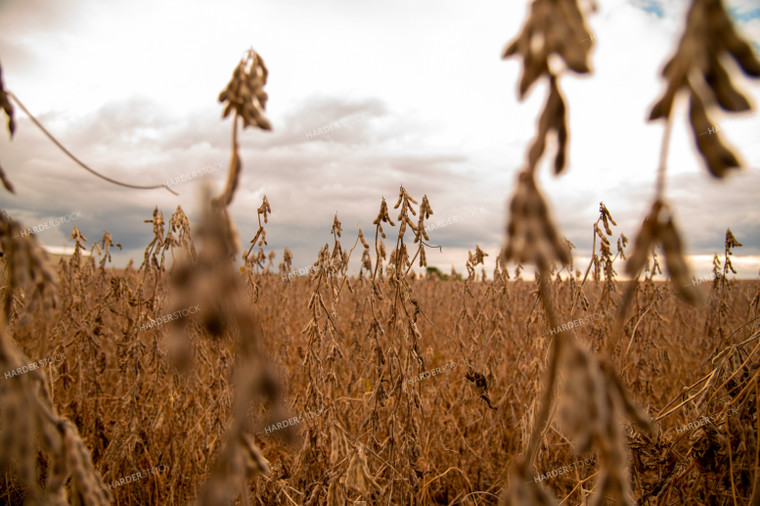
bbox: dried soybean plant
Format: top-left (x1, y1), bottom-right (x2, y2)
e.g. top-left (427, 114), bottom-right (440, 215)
top-left (649, 0), bottom-right (759, 178)
top-left (243, 196), bottom-right (273, 299)
top-left (300, 187), bottom-right (441, 504)
top-left (90, 232), bottom-right (121, 275)
top-left (357, 228), bottom-right (373, 280)
top-left (158, 47), bottom-right (284, 505)
top-left (138, 208), bottom-right (167, 306)
top-left (0, 212), bottom-right (55, 321)
top-left (569, 203), bottom-right (624, 317)
top-left (0, 61), bottom-right (16, 193)
top-left (278, 247), bottom-right (294, 281)
top-left (370, 197), bottom-right (394, 287)
top-left (611, 0), bottom-right (760, 353)
top-left (499, 1), bottom-right (654, 504)
top-left (172, 191), bottom-right (283, 506)
top-left (362, 186), bottom-right (430, 503)
top-left (706, 229), bottom-right (743, 350)
top-left (0, 212), bottom-right (110, 506)
top-left (164, 206), bottom-right (196, 264)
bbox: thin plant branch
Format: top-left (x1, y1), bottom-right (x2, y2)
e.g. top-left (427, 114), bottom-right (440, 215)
top-left (6, 91), bottom-right (178, 195)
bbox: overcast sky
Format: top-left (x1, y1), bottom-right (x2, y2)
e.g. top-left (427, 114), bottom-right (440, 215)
top-left (0, 0), bottom-right (758, 279)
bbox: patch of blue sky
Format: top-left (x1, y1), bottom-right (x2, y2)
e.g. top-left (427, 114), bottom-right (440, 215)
top-left (728, 7), bottom-right (760, 22)
top-left (641, 0), bottom-right (665, 18)
top-left (726, 6), bottom-right (760, 49)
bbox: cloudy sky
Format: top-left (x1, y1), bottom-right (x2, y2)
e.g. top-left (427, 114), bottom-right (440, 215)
top-left (0, 0), bottom-right (758, 278)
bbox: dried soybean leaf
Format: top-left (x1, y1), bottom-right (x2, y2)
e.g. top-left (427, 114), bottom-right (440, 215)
top-left (218, 49), bottom-right (271, 131)
top-left (504, 171), bottom-right (571, 268)
top-left (503, 0), bottom-right (593, 101)
top-left (649, 85), bottom-right (681, 121)
top-left (713, 8), bottom-right (760, 77)
top-left (0, 62), bottom-right (14, 137)
top-left (0, 164), bottom-right (14, 193)
top-left (660, 216), bottom-right (700, 304)
top-left (527, 78), bottom-right (568, 173)
top-left (650, 0), bottom-right (757, 180)
top-left (689, 90), bottom-right (741, 178)
top-left (703, 54), bottom-right (752, 112)
top-left (553, 88), bottom-right (569, 174)
top-left (625, 202), bottom-right (660, 277)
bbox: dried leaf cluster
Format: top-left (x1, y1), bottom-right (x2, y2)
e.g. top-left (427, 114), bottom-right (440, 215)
top-left (650, 0), bottom-right (760, 177)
